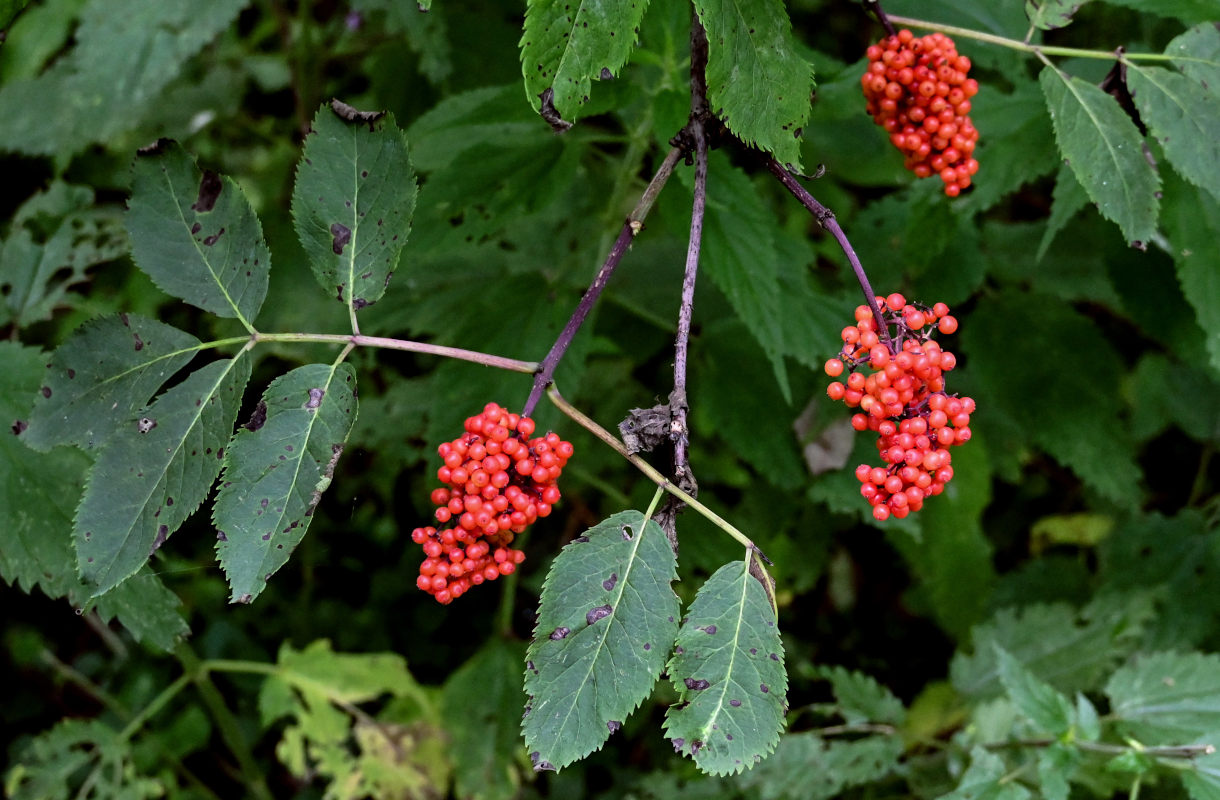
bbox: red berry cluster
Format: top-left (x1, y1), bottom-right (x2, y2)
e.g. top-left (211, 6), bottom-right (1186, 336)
top-left (824, 294), bottom-right (975, 521)
top-left (862, 29), bottom-right (980, 197)
top-left (412, 402), bottom-right (573, 604)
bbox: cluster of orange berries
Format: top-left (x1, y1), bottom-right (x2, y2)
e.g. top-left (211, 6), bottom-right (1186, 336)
top-left (862, 29), bottom-right (980, 196)
top-left (825, 294), bottom-right (975, 521)
top-left (413, 402), bottom-right (573, 604)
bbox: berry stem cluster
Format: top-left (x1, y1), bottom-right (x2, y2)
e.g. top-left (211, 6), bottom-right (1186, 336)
top-left (412, 403), bottom-right (573, 604)
top-left (824, 294), bottom-right (975, 520)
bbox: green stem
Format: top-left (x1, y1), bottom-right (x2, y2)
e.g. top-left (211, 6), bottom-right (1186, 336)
top-left (546, 385), bottom-right (769, 561)
top-left (176, 645), bottom-right (275, 800)
top-left (117, 672), bottom-right (192, 741)
top-left (40, 648), bottom-right (129, 718)
top-left (885, 14), bottom-right (1194, 63)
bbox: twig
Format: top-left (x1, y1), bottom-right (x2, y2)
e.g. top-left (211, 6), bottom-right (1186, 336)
top-left (253, 332), bottom-right (538, 373)
top-left (864, 0), bottom-right (897, 37)
top-left (521, 147), bottom-right (684, 417)
top-left (547, 385), bottom-right (770, 563)
top-left (765, 157), bottom-right (893, 350)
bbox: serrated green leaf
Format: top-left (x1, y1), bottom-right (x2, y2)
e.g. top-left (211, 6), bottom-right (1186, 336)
top-left (1025, 0), bottom-right (1091, 29)
top-left (291, 102), bottom-right (417, 313)
top-left (0, 0), bottom-right (247, 156)
top-left (961, 292), bottom-right (1140, 504)
top-left (736, 732), bottom-right (903, 800)
top-left (519, 0), bottom-right (649, 121)
top-left (5, 719), bottom-right (161, 800)
top-left (694, 0), bottom-right (813, 169)
top-left (1039, 66), bottom-right (1160, 246)
top-left (21, 314), bottom-right (203, 452)
top-left (76, 356), bottom-right (250, 595)
top-left (1127, 355), bottom-right (1220, 443)
top-left (1037, 743), bottom-right (1076, 800)
top-left (1126, 64), bottom-right (1220, 203)
top-left (522, 510), bottom-right (680, 771)
top-left (91, 571), bottom-right (190, 651)
top-left (275, 639), bottom-right (420, 705)
top-left (1106, 652), bottom-right (1220, 742)
top-left (943, 746), bottom-right (1032, 800)
top-left (214, 362), bottom-right (358, 604)
top-left (815, 666), bottom-right (905, 726)
top-left (664, 558), bottom-right (787, 776)
top-left (1161, 169), bottom-right (1220, 374)
top-left (1167, 23), bottom-right (1220, 92)
top-left (1181, 744), bottom-right (1220, 800)
top-left (442, 639), bottom-right (528, 800)
top-left (994, 645), bottom-right (1075, 735)
top-left (951, 599), bottom-right (1148, 698)
top-left (127, 140), bottom-right (270, 326)
top-left (957, 80), bottom-right (1058, 213)
top-left (1076, 693), bottom-right (1101, 740)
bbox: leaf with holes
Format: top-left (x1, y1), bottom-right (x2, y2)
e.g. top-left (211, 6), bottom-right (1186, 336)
top-left (126, 140), bottom-right (270, 326)
top-left (694, 0), bottom-right (814, 170)
top-left (522, 510), bottom-right (679, 771)
top-left (1039, 66), bottom-right (1160, 246)
top-left (291, 101), bottom-right (416, 314)
top-left (664, 558), bottom-right (787, 776)
top-left (214, 362), bottom-right (358, 604)
top-left (1126, 64), bottom-right (1220, 204)
top-left (75, 356), bottom-right (250, 596)
top-left (519, 0), bottom-right (649, 123)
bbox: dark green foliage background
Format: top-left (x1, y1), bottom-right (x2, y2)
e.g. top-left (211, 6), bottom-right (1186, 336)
top-left (2, 0), bottom-right (1219, 798)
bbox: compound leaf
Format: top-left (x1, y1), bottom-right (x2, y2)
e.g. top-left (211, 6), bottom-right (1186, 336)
top-left (1039, 66), bottom-right (1160, 247)
top-left (1126, 64), bottom-right (1220, 204)
top-left (292, 101), bottom-right (417, 313)
top-left (127, 140), bottom-right (271, 326)
top-left (522, 510), bottom-right (680, 771)
top-left (76, 356), bottom-right (250, 596)
top-left (519, 0), bottom-right (650, 122)
top-left (1025, 0), bottom-right (1091, 29)
top-left (1106, 651), bottom-right (1220, 742)
top-left (694, 0), bottom-right (813, 169)
top-left (664, 558), bottom-right (787, 776)
top-left (214, 362), bottom-right (358, 604)
top-left (21, 314), bottom-right (202, 452)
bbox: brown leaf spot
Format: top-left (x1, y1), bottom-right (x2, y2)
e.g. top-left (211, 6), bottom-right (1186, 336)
top-left (549, 626), bottom-right (570, 640)
top-left (192, 170), bottom-right (223, 212)
top-left (586, 604), bottom-right (612, 625)
top-left (203, 227), bottom-right (225, 246)
top-left (684, 678), bottom-right (710, 690)
top-left (330, 222), bottom-right (352, 254)
top-left (245, 400), bottom-right (267, 431)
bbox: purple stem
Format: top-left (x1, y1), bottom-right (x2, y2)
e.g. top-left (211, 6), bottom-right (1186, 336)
top-left (522, 148), bottom-right (682, 417)
top-left (765, 157), bottom-right (893, 350)
top-left (865, 0), bottom-right (897, 37)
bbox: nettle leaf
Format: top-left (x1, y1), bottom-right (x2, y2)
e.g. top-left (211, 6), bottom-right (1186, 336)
top-left (664, 558), bottom-right (787, 776)
top-left (951, 599), bottom-right (1150, 698)
top-left (1106, 652), bottom-right (1220, 742)
top-left (127, 140), bottom-right (271, 326)
top-left (292, 101), bottom-right (417, 313)
top-left (5, 719), bottom-right (160, 800)
top-left (519, 0), bottom-right (649, 122)
top-left (815, 666), bottom-right (905, 726)
top-left (22, 314), bottom-right (202, 452)
top-left (994, 646), bottom-right (1075, 736)
top-left (1161, 174), bottom-right (1220, 374)
top-left (736, 732), bottom-right (903, 800)
top-left (76, 356), bottom-right (251, 596)
top-left (1039, 66), bottom-right (1160, 247)
top-left (694, 0), bottom-right (813, 169)
top-left (944, 746), bottom-right (1032, 800)
top-left (522, 510), bottom-right (680, 771)
top-left (1167, 22), bottom-right (1220, 91)
top-left (442, 639), bottom-right (529, 800)
top-left (1025, 0), bottom-right (1091, 30)
top-left (214, 362), bottom-right (358, 604)
top-left (1126, 65), bottom-right (1220, 204)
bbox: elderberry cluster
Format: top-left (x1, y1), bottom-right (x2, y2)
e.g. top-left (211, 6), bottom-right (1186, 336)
top-left (862, 29), bottom-right (980, 196)
top-left (824, 294), bottom-right (975, 521)
top-left (413, 402), bottom-right (573, 604)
